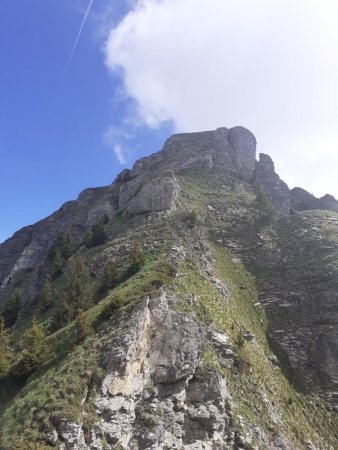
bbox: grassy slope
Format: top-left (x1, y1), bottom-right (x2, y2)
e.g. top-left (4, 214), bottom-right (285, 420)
top-left (175, 246), bottom-right (338, 449)
top-left (0, 256), bottom-right (167, 449)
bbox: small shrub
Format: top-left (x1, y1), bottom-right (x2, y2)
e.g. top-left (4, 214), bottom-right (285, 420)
top-left (173, 209), bottom-right (198, 228)
top-left (234, 332), bottom-right (246, 349)
top-left (100, 294), bottom-right (124, 320)
top-left (75, 310), bottom-right (93, 343)
top-left (233, 354), bottom-right (251, 374)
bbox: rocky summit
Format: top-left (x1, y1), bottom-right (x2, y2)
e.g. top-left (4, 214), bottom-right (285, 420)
top-left (1, 126), bottom-right (338, 450)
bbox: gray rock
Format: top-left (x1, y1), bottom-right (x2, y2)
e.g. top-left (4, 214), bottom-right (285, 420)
top-left (290, 187), bottom-right (338, 212)
top-left (255, 153), bottom-right (291, 215)
top-left (125, 176), bottom-right (179, 216)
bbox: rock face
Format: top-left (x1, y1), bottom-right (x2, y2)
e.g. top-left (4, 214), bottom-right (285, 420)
top-left (0, 126), bottom-right (257, 305)
top-left (255, 153), bottom-right (291, 215)
top-left (0, 186), bottom-right (116, 291)
top-left (92, 292), bottom-right (227, 450)
top-left (255, 212), bottom-right (338, 400)
top-left (290, 187), bottom-right (338, 212)
top-left (54, 291), bottom-right (234, 449)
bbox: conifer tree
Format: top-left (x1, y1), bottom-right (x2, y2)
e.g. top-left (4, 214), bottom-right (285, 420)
top-left (49, 232), bottom-right (75, 259)
top-left (91, 219), bottom-right (107, 246)
top-left (2, 287), bottom-right (22, 327)
top-left (39, 280), bottom-right (53, 312)
top-left (130, 240), bottom-right (146, 273)
top-left (84, 228), bottom-right (93, 248)
top-left (85, 218), bottom-right (107, 248)
top-left (102, 213), bottom-right (110, 224)
top-left (49, 290), bottom-right (72, 332)
top-left (65, 256), bottom-right (92, 312)
top-left (101, 260), bottom-right (118, 292)
top-left (52, 249), bottom-right (64, 278)
top-left (0, 318), bottom-right (13, 379)
top-left (14, 317), bottom-right (52, 377)
top-left (62, 232), bottom-right (75, 259)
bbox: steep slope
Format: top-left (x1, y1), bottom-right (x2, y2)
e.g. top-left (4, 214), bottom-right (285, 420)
top-left (1, 126), bottom-right (338, 449)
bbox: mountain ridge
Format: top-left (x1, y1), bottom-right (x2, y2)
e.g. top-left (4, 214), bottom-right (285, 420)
top-left (1, 126), bottom-right (338, 449)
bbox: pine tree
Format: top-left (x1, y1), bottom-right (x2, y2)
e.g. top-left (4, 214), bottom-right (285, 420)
top-left (49, 232), bottom-right (75, 259)
top-left (84, 228), bottom-right (93, 248)
top-left (101, 260), bottom-right (118, 292)
top-left (102, 213), bottom-right (110, 224)
top-left (91, 219), bottom-right (107, 246)
top-left (84, 217), bottom-right (107, 248)
top-left (2, 287), bottom-right (22, 327)
top-left (75, 310), bottom-right (93, 343)
top-left (52, 249), bottom-right (64, 278)
top-left (62, 232), bottom-right (75, 259)
top-left (130, 240), bottom-right (146, 274)
top-left (49, 290), bottom-right (72, 333)
top-left (39, 280), bottom-right (53, 312)
top-left (0, 318), bottom-right (13, 379)
top-left (65, 256), bottom-right (92, 312)
top-left (13, 317), bottom-right (52, 377)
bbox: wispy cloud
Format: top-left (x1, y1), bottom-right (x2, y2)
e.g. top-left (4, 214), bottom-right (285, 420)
top-left (102, 126), bottom-right (130, 164)
top-left (113, 144), bottom-right (126, 164)
top-left (63, 0), bottom-right (95, 76)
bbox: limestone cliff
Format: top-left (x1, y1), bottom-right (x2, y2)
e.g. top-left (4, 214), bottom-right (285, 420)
top-left (1, 127), bottom-right (338, 449)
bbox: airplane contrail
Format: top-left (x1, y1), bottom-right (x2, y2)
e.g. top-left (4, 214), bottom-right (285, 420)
top-left (63, 0), bottom-right (95, 77)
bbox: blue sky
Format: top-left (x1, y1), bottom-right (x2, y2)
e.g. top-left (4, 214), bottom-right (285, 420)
top-left (0, 0), bottom-right (172, 243)
top-left (2, 0), bottom-right (338, 243)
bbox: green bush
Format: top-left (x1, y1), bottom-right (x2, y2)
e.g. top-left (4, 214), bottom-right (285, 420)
top-left (100, 294), bottom-right (124, 320)
top-left (173, 209), bottom-right (198, 227)
top-left (75, 310), bottom-right (93, 343)
top-left (2, 287), bottom-right (22, 327)
top-left (0, 318), bottom-right (13, 379)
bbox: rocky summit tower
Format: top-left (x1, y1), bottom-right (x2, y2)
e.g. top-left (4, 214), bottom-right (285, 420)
top-left (1, 127), bottom-right (338, 449)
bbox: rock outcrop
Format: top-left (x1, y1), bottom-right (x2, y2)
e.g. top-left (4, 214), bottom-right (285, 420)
top-left (290, 187), bottom-right (338, 212)
top-left (255, 153), bottom-right (291, 215)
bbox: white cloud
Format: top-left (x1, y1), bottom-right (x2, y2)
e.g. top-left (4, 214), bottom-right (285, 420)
top-left (102, 126), bottom-right (128, 164)
top-left (113, 144), bottom-right (126, 164)
top-left (104, 0), bottom-right (338, 198)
